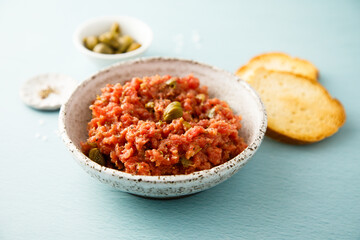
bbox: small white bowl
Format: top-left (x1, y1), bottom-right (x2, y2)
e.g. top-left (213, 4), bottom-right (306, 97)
top-left (73, 16), bottom-right (153, 65)
top-left (59, 57), bottom-right (267, 198)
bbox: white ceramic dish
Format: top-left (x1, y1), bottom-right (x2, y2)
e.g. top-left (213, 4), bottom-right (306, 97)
top-left (20, 73), bottom-right (77, 110)
top-left (59, 57), bottom-right (267, 198)
top-left (73, 16), bottom-right (153, 65)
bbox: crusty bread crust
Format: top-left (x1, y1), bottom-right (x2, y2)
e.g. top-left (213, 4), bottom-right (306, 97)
top-left (236, 52), bottom-right (319, 82)
top-left (248, 68), bottom-right (346, 144)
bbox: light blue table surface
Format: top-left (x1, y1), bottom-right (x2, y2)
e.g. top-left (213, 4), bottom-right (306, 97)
top-left (1, 0), bottom-right (359, 239)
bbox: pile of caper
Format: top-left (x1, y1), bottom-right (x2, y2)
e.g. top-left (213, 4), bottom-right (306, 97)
top-left (83, 22), bottom-right (141, 54)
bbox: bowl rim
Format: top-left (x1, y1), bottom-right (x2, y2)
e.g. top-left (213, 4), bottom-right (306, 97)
top-left (59, 57), bottom-right (267, 184)
top-left (73, 15), bottom-right (153, 60)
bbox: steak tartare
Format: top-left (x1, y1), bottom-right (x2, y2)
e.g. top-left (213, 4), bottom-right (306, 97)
top-left (81, 74), bottom-right (247, 176)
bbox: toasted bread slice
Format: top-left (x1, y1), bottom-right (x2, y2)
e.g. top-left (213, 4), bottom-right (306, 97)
top-left (236, 52), bottom-right (318, 82)
top-left (249, 68), bottom-right (346, 144)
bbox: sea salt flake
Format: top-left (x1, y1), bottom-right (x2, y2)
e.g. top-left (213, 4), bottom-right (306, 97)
top-left (192, 30), bottom-right (201, 43)
top-left (53, 129), bottom-right (61, 137)
top-left (38, 119), bottom-right (45, 125)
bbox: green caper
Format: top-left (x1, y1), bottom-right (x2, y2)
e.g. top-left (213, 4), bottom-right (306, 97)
top-left (187, 147), bottom-right (202, 159)
top-left (110, 22), bottom-right (121, 34)
top-left (163, 101), bottom-right (183, 122)
top-left (194, 147), bottom-right (202, 155)
top-left (165, 78), bottom-right (177, 89)
top-left (207, 107), bottom-right (216, 118)
top-left (88, 142), bottom-right (97, 148)
top-left (93, 43), bottom-right (114, 54)
top-left (83, 36), bottom-right (99, 50)
top-left (110, 39), bottom-right (121, 49)
top-left (98, 32), bottom-right (120, 48)
top-left (196, 93), bottom-right (206, 103)
top-left (101, 31), bottom-right (119, 41)
top-left (99, 32), bottom-right (112, 43)
top-left (145, 101), bottom-right (155, 108)
top-left (126, 42), bottom-right (141, 52)
top-left (182, 119), bottom-right (191, 130)
top-left (88, 148), bottom-right (106, 166)
top-left (117, 35), bottom-right (134, 53)
top-left (145, 101), bottom-right (155, 111)
top-left (180, 156), bottom-right (193, 168)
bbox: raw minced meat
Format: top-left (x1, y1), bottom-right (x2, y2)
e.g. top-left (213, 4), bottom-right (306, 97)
top-left (81, 74), bottom-right (247, 176)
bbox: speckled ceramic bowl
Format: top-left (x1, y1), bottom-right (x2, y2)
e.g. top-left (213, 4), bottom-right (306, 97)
top-left (59, 57), bottom-right (267, 198)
